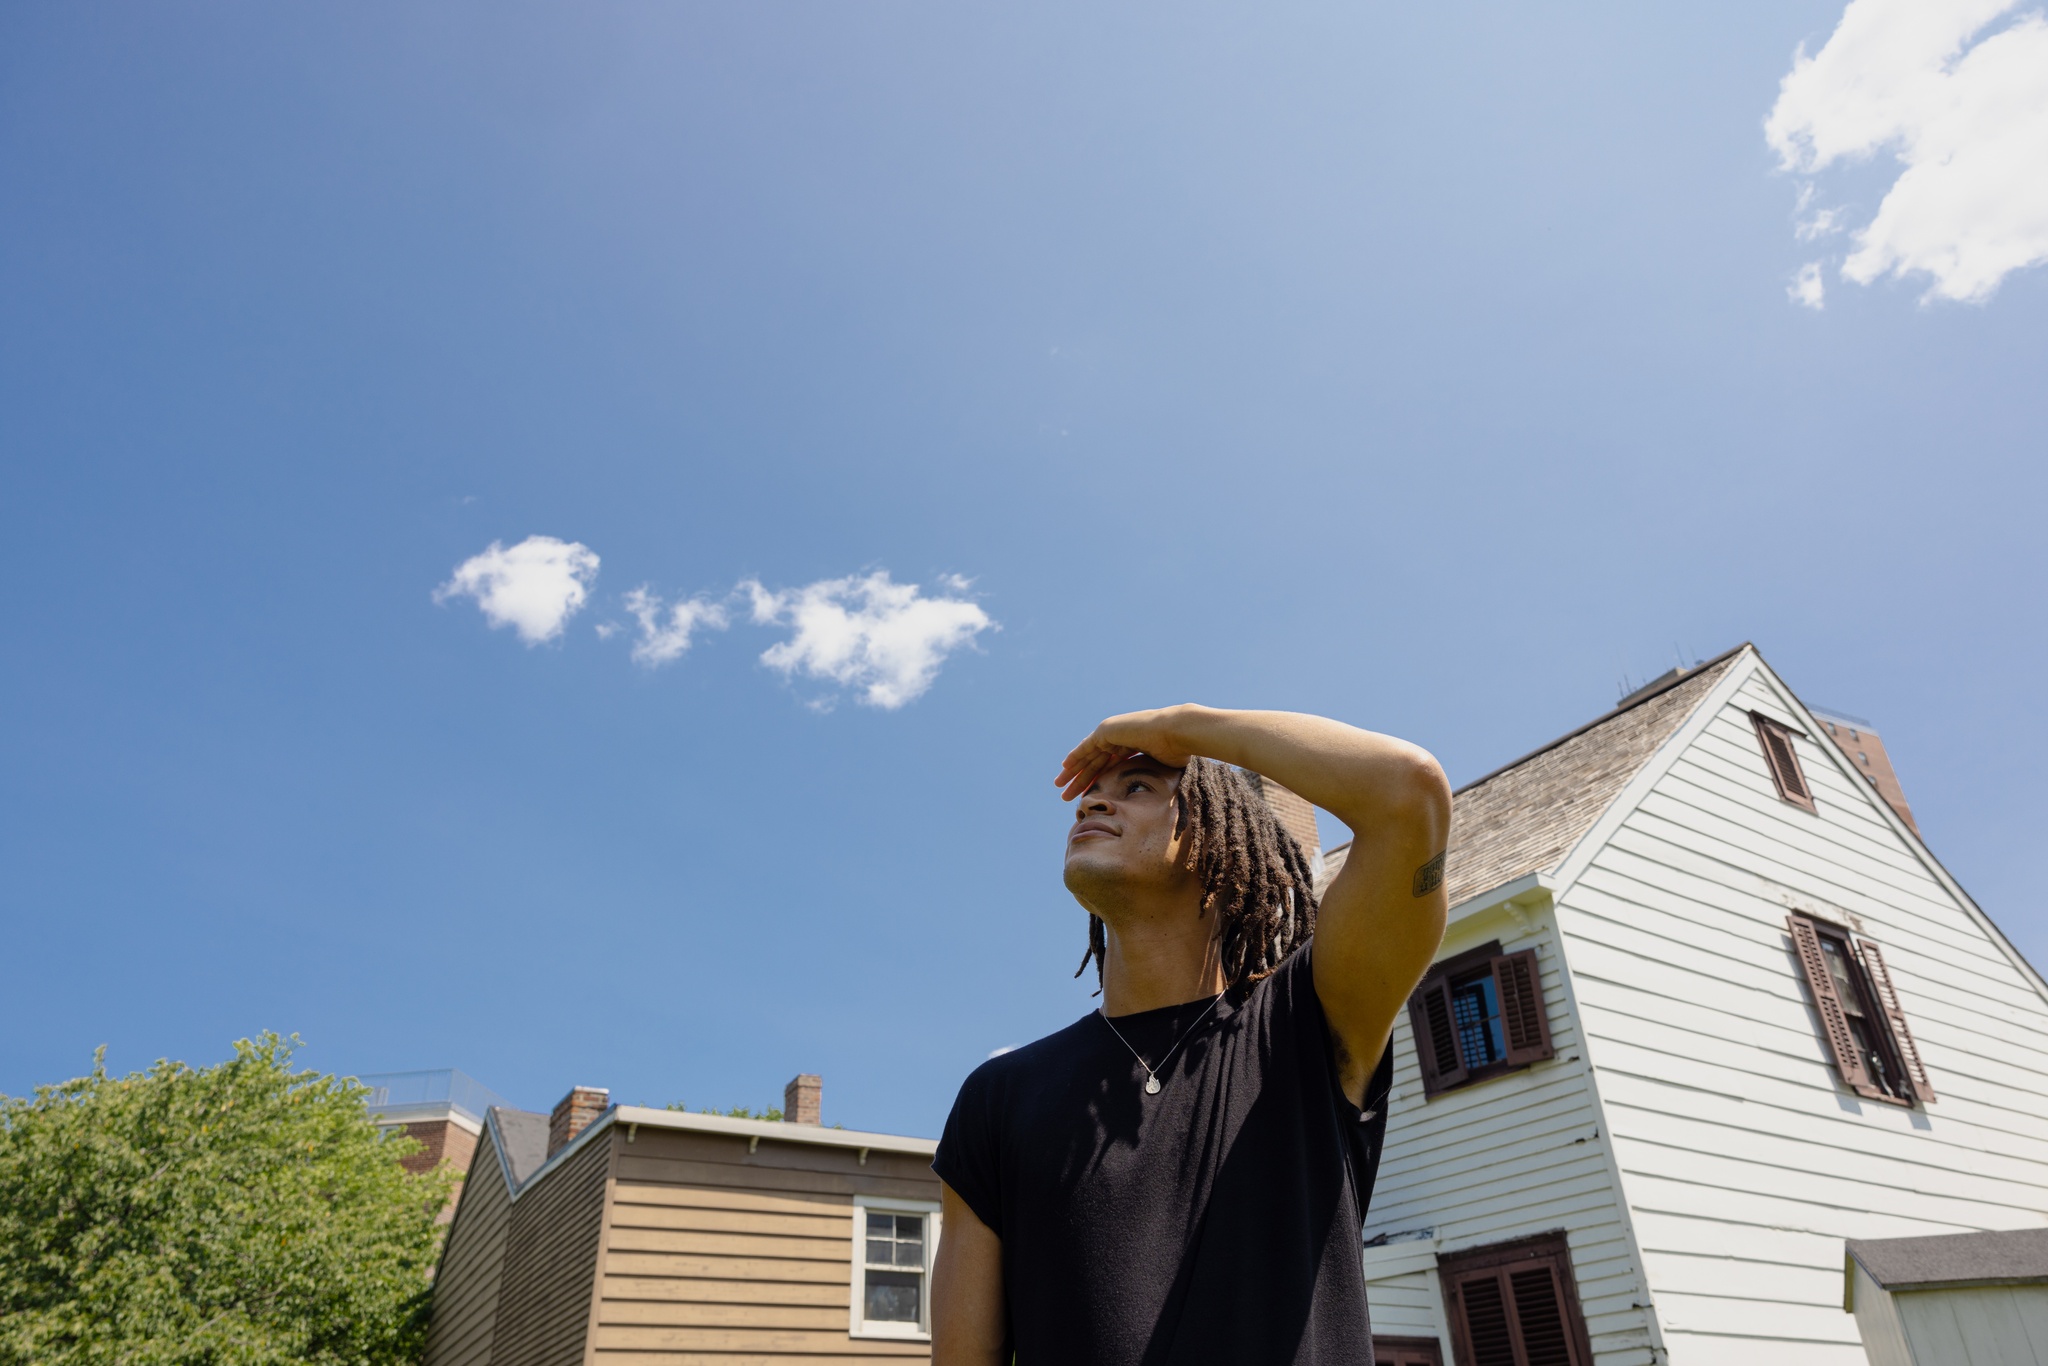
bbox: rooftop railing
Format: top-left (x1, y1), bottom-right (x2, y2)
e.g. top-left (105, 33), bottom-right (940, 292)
top-left (355, 1069), bottom-right (516, 1124)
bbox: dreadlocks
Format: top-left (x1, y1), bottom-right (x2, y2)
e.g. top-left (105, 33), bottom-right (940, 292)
top-left (1074, 757), bottom-right (1319, 993)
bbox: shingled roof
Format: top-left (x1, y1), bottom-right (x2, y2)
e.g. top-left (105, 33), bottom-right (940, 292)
top-left (1320, 645), bottom-right (1746, 906)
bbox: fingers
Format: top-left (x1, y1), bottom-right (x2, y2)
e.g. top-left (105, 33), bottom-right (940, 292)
top-left (1056, 738), bottom-right (1135, 802)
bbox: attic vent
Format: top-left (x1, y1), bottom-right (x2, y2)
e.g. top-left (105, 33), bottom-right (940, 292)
top-left (1751, 711), bottom-right (1815, 812)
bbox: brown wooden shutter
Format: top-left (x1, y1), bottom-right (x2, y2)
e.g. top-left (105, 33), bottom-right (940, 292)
top-left (1786, 914), bottom-right (1883, 1099)
top-left (1510, 1260), bottom-right (1578, 1366)
top-left (1450, 1269), bottom-right (1516, 1366)
top-left (1491, 950), bottom-right (1554, 1067)
top-left (1442, 1238), bottom-right (1589, 1366)
top-left (1410, 977), bottom-right (1469, 1097)
top-left (1752, 711), bottom-right (1817, 811)
top-left (1856, 940), bottom-right (1936, 1103)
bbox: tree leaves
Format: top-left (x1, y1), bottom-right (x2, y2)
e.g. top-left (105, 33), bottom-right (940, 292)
top-left (0, 1034), bottom-right (453, 1366)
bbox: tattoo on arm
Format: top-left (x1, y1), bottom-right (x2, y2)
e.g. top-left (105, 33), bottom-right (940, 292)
top-left (1412, 850), bottom-right (1446, 898)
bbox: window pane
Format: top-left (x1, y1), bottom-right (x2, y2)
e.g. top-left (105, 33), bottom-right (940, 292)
top-left (1818, 939), bottom-right (1866, 1017)
top-left (866, 1238), bottom-right (892, 1265)
top-left (865, 1270), bottom-right (921, 1323)
top-left (867, 1212), bottom-right (895, 1238)
top-left (1451, 977), bottom-right (1501, 1067)
top-left (1847, 1016), bottom-right (1903, 1100)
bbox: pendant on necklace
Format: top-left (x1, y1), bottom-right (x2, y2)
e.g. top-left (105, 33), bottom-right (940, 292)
top-left (1144, 1076), bottom-right (1162, 1095)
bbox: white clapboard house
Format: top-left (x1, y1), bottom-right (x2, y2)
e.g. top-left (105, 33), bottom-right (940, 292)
top-left (1312, 644), bottom-right (2048, 1366)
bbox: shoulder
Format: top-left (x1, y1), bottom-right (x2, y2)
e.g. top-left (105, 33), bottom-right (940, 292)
top-left (966, 1013), bottom-right (1098, 1084)
top-left (1246, 941), bottom-right (1319, 1014)
top-left (950, 1012), bottom-right (1099, 1108)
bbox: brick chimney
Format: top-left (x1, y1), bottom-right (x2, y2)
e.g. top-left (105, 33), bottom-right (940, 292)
top-left (783, 1074), bottom-right (821, 1125)
top-left (1258, 775), bottom-right (1322, 868)
top-left (547, 1085), bottom-right (609, 1158)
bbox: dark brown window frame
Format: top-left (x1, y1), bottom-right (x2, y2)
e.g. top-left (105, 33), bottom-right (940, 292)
top-left (1751, 710), bottom-right (1817, 812)
top-left (1437, 1230), bottom-right (1594, 1366)
top-left (1408, 940), bottom-right (1555, 1099)
top-left (1785, 912), bottom-right (1935, 1107)
top-left (1371, 1336), bottom-right (1445, 1366)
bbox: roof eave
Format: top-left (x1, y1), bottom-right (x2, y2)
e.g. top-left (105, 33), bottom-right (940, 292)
top-left (1446, 871), bottom-right (1557, 929)
top-left (503, 1103), bottom-right (939, 1201)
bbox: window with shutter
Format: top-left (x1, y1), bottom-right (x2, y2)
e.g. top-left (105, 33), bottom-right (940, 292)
top-left (1785, 913), bottom-right (1930, 1106)
top-left (1751, 711), bottom-right (1817, 811)
top-left (1438, 1232), bottom-right (1592, 1366)
top-left (1409, 942), bottom-right (1554, 1098)
top-left (1371, 1337), bottom-right (1445, 1366)
top-left (1856, 940), bottom-right (1935, 1103)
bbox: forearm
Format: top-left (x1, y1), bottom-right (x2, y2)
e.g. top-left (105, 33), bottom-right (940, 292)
top-left (1159, 706), bottom-right (1448, 838)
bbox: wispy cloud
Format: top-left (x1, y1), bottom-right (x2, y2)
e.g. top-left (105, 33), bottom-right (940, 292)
top-left (1790, 261), bottom-right (1828, 308)
top-left (438, 545), bottom-right (995, 706)
top-left (434, 536), bottom-right (599, 644)
top-left (745, 571), bottom-right (994, 709)
top-left (1766, 0), bottom-right (2048, 303)
top-left (622, 586), bottom-right (730, 667)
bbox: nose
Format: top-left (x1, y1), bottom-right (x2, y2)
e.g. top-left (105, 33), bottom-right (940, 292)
top-left (1077, 789), bottom-right (1112, 818)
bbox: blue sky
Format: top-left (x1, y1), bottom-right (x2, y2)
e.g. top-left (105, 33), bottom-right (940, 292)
top-left (3, 2), bottom-right (2044, 1137)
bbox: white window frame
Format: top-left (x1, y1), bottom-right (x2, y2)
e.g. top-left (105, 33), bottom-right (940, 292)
top-left (849, 1194), bottom-right (942, 1341)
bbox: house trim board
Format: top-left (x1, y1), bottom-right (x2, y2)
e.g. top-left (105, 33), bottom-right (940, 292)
top-left (1547, 648), bottom-right (1763, 901)
top-left (427, 1107), bottom-right (513, 1298)
top-left (577, 1143), bottom-right (621, 1366)
top-left (370, 1106), bottom-right (484, 1137)
top-left (500, 1103), bottom-right (937, 1202)
top-left (1445, 871), bottom-right (1557, 932)
top-left (485, 1107), bottom-right (523, 1207)
top-left (1746, 659), bottom-right (2048, 1005)
top-left (1532, 649), bottom-right (1763, 1364)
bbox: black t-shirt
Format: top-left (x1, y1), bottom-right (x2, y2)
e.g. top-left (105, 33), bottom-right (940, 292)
top-left (934, 945), bottom-right (1395, 1366)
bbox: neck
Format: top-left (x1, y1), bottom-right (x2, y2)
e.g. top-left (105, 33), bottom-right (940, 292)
top-left (1097, 897), bottom-right (1225, 1017)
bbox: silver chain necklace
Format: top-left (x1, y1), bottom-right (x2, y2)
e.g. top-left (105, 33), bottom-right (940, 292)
top-left (1097, 994), bottom-right (1223, 1095)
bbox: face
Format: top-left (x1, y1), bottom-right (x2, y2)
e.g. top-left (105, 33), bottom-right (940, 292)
top-left (1061, 757), bottom-right (1200, 915)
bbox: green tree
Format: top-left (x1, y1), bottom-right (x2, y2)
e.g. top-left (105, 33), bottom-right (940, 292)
top-left (663, 1102), bottom-right (783, 1121)
top-left (0, 1034), bottom-right (453, 1366)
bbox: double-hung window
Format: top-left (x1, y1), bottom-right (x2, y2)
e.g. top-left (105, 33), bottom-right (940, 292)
top-left (1786, 913), bottom-right (1935, 1106)
top-left (1408, 940), bottom-right (1554, 1098)
top-left (850, 1197), bottom-right (940, 1340)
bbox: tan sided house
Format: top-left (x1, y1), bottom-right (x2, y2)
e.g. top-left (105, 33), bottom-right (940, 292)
top-left (425, 1075), bottom-right (943, 1365)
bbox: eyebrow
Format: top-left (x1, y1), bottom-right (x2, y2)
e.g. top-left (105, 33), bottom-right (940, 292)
top-left (1092, 760), bottom-right (1178, 787)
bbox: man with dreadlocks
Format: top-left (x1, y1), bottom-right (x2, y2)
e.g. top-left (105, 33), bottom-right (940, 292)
top-left (930, 706), bottom-right (1452, 1365)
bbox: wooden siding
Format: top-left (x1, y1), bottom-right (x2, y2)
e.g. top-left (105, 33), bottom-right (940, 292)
top-left (494, 1131), bottom-right (613, 1366)
top-left (1364, 908), bottom-right (1654, 1364)
top-left (425, 1130), bottom-right (517, 1366)
top-left (1561, 665), bottom-right (2048, 1365)
top-left (595, 1125), bottom-right (942, 1364)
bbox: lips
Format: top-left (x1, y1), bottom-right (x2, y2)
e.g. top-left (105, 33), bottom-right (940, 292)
top-left (1070, 820), bottom-right (1119, 842)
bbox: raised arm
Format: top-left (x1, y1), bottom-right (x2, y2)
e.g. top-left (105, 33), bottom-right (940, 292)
top-left (1057, 706), bottom-right (1451, 1103)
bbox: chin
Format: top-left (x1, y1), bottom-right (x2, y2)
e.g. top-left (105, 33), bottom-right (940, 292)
top-left (1064, 847), bottom-right (1138, 902)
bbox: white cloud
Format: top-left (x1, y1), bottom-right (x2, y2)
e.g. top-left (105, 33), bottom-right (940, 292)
top-left (745, 571), bottom-right (994, 709)
top-left (434, 536), bottom-right (599, 645)
top-left (622, 586), bottom-right (730, 667)
top-left (1766, 0), bottom-right (2048, 303)
top-left (1791, 261), bottom-right (1828, 308)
